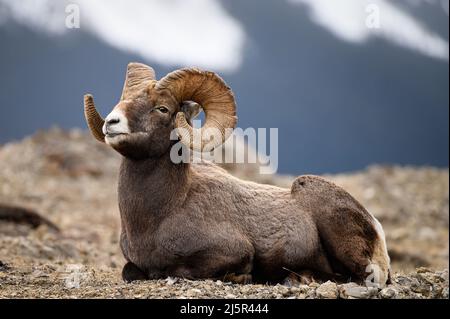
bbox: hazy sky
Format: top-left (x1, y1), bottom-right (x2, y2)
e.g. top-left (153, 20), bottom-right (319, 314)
top-left (0, 0), bottom-right (448, 174)
top-left (0, 0), bottom-right (447, 72)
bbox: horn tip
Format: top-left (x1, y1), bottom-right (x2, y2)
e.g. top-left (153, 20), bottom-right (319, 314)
top-left (127, 62), bottom-right (150, 69)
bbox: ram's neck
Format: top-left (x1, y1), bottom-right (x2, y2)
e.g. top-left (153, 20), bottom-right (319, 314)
top-left (118, 154), bottom-right (190, 221)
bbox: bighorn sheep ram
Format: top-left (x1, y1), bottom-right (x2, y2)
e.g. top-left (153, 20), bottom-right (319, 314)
top-left (83, 62), bottom-right (390, 286)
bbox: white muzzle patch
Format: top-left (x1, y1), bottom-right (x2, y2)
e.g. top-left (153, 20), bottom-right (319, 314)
top-left (103, 109), bottom-right (131, 144)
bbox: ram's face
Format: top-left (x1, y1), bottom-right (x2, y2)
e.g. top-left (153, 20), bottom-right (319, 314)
top-left (103, 87), bottom-right (180, 159)
top-left (84, 62), bottom-right (237, 160)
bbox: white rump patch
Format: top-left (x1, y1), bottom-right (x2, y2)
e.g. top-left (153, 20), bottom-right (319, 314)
top-left (372, 216), bottom-right (389, 263)
top-left (365, 214), bottom-right (391, 288)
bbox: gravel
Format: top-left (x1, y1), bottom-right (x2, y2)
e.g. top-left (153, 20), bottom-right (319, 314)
top-left (0, 261), bottom-right (447, 299)
top-left (0, 128), bottom-right (448, 299)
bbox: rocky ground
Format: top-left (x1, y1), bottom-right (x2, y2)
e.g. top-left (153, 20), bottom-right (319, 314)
top-left (0, 128), bottom-right (448, 299)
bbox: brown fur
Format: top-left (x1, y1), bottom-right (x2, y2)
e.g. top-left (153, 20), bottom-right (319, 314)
top-left (87, 64), bottom-right (390, 285)
top-left (118, 157), bottom-right (389, 285)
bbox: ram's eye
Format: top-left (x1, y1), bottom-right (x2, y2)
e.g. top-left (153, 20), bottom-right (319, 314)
top-left (156, 106), bottom-right (169, 114)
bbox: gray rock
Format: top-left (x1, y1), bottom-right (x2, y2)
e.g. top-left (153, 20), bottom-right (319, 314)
top-left (339, 283), bottom-right (378, 299)
top-left (316, 281), bottom-right (338, 299)
top-left (442, 287), bottom-right (449, 299)
top-left (380, 287), bottom-right (397, 299)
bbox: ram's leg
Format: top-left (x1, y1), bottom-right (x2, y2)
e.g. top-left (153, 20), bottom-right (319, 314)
top-left (223, 273), bottom-right (253, 284)
top-left (314, 210), bottom-right (390, 286)
top-left (282, 270), bottom-right (316, 286)
top-left (122, 262), bottom-right (148, 282)
top-left (205, 253), bottom-right (254, 284)
top-left (172, 242), bottom-right (254, 284)
top-left (176, 252), bottom-right (254, 283)
top-left (281, 247), bottom-right (334, 286)
top-left (291, 175), bottom-right (391, 287)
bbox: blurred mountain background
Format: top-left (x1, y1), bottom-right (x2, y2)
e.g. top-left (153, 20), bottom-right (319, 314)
top-left (0, 0), bottom-right (448, 175)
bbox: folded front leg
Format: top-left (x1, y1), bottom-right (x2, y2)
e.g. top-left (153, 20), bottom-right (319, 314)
top-left (122, 262), bottom-right (148, 282)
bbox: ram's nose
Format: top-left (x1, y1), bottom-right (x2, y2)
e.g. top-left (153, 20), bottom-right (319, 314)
top-left (102, 109), bottom-right (130, 136)
top-left (106, 117), bottom-right (120, 125)
top-left (103, 116), bottom-right (119, 135)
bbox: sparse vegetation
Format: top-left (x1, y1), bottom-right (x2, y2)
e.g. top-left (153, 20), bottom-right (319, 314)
top-left (0, 128), bottom-right (448, 298)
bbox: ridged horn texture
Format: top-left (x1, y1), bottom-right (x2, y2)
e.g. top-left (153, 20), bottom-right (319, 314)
top-left (121, 62), bottom-right (156, 100)
top-left (84, 94), bottom-right (105, 143)
top-left (156, 68), bottom-right (237, 152)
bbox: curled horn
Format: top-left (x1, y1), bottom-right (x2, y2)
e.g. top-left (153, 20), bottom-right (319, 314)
top-left (156, 68), bottom-right (237, 152)
top-left (121, 62), bottom-right (156, 100)
top-left (84, 94), bottom-right (105, 143)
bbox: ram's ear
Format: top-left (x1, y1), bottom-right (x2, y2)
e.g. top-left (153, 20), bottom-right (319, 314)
top-left (180, 101), bottom-right (202, 123)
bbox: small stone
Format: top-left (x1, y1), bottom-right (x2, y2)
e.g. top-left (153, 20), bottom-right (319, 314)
top-left (439, 270), bottom-right (449, 282)
top-left (442, 287), bottom-right (449, 299)
top-left (380, 287), bottom-right (397, 299)
top-left (165, 277), bottom-right (178, 285)
top-left (185, 288), bottom-right (202, 297)
top-left (0, 261), bottom-right (10, 271)
top-left (395, 276), bottom-right (415, 288)
top-left (339, 283), bottom-right (377, 299)
top-left (411, 282), bottom-right (432, 296)
top-left (306, 289), bottom-right (316, 298)
top-left (417, 267), bottom-right (432, 274)
top-left (290, 287), bottom-right (300, 294)
top-left (226, 293), bottom-right (237, 298)
top-left (309, 282), bottom-right (320, 289)
top-left (316, 281), bottom-right (338, 299)
top-left (240, 286), bottom-right (251, 294)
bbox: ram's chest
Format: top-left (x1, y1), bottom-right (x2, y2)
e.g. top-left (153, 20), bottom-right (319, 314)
top-left (120, 215), bottom-right (160, 267)
top-left (120, 218), bottom-right (194, 275)
top-left (118, 198), bottom-right (155, 259)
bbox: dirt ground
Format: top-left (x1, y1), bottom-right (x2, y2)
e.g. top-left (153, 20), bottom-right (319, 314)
top-left (0, 128), bottom-right (448, 298)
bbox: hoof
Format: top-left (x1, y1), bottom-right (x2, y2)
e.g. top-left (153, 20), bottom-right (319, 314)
top-left (122, 262), bottom-right (148, 283)
top-left (223, 273), bottom-right (252, 284)
top-left (283, 270), bottom-right (316, 286)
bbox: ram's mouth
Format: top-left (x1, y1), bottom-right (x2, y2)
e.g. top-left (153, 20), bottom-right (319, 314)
top-left (105, 132), bottom-right (129, 145)
top-left (106, 132), bottom-right (127, 138)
